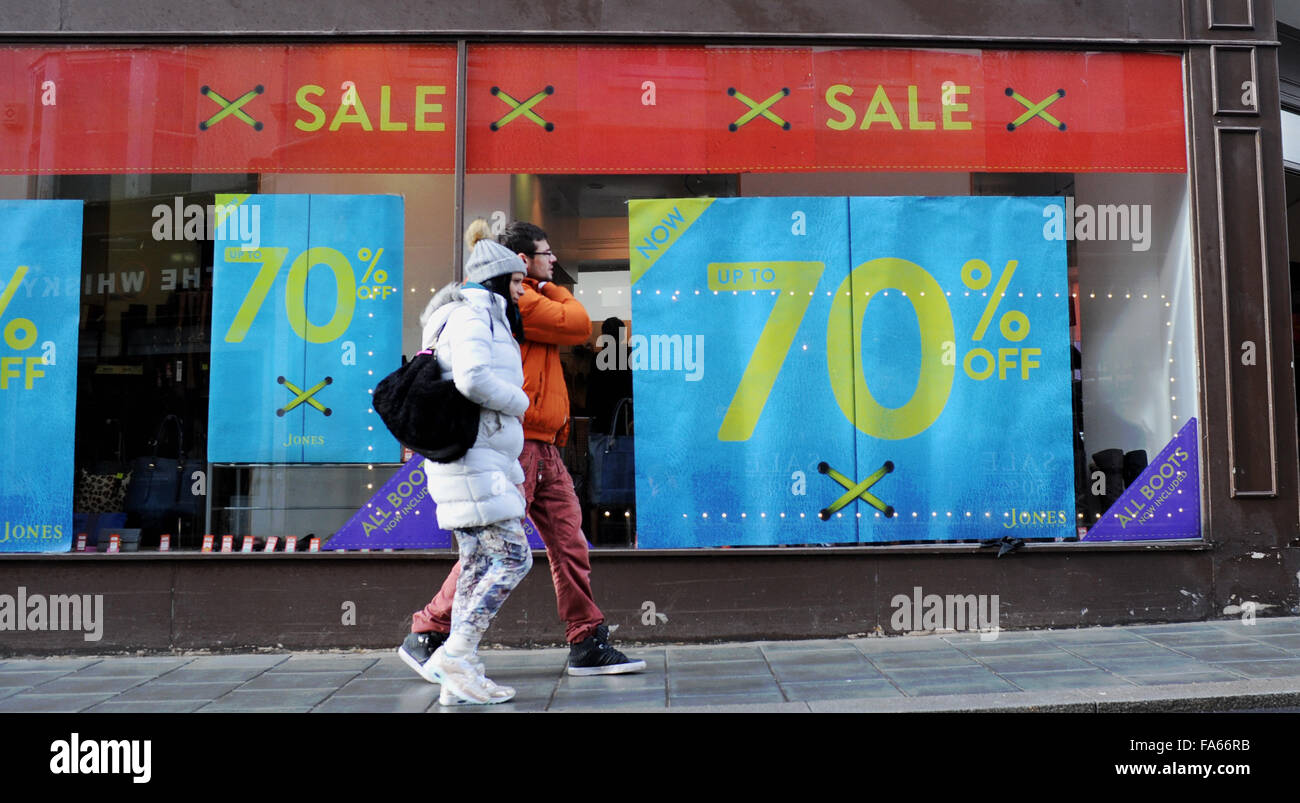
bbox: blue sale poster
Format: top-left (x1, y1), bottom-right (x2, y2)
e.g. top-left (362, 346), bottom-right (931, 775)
top-left (629, 196), bottom-right (1073, 548)
top-left (209, 194), bottom-right (404, 463)
top-left (0, 201), bottom-right (83, 553)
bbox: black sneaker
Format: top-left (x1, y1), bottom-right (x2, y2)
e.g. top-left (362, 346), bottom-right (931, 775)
top-left (567, 624), bottom-right (647, 676)
top-left (397, 631), bottom-right (447, 682)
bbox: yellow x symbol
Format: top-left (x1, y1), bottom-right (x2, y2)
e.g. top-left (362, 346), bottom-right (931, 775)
top-left (200, 85), bottom-right (265, 131)
top-left (728, 87), bottom-right (791, 131)
top-left (277, 375), bottom-right (333, 417)
top-left (490, 85), bottom-right (555, 131)
top-left (817, 460), bottom-right (895, 520)
top-left (1005, 87), bottom-right (1066, 131)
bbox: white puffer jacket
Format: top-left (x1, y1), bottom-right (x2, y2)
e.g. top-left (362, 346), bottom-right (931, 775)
top-left (419, 283), bottom-right (529, 530)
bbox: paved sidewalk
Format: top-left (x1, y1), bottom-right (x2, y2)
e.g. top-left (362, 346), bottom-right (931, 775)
top-left (2, 617), bottom-right (1299, 712)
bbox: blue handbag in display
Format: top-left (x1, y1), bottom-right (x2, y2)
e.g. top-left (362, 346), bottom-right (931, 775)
top-left (587, 397), bottom-right (636, 506)
top-left (125, 415), bottom-right (203, 522)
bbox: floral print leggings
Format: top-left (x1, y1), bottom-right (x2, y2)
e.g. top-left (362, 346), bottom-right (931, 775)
top-left (450, 519), bottom-right (533, 645)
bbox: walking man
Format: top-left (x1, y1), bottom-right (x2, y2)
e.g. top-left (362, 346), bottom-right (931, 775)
top-left (401, 221), bottom-right (645, 677)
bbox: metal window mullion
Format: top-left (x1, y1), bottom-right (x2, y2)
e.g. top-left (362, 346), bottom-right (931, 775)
top-left (454, 39), bottom-right (467, 281)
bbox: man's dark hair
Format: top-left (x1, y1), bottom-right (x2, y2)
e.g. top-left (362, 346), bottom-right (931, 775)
top-left (500, 221), bottom-right (548, 255)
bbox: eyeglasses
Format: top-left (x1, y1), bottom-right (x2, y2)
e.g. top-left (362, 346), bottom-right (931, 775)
top-left (532, 250), bottom-right (556, 259)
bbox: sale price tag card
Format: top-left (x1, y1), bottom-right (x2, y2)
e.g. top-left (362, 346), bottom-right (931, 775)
top-left (209, 194), bottom-right (404, 463)
top-left (629, 196), bottom-right (1073, 548)
top-left (0, 201), bottom-right (83, 553)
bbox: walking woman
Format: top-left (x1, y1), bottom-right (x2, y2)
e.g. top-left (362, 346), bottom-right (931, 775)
top-left (411, 219), bottom-right (531, 705)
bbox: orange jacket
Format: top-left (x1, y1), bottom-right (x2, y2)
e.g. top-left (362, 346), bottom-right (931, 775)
top-left (518, 277), bottom-right (591, 444)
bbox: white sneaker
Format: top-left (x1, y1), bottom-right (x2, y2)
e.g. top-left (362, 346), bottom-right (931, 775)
top-left (420, 647), bottom-right (516, 702)
top-left (471, 657), bottom-right (516, 702)
top-left (427, 646), bottom-right (491, 704)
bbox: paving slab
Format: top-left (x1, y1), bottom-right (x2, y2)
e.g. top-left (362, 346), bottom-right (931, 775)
top-left (668, 659), bottom-right (771, 678)
top-left (866, 650), bottom-right (980, 670)
top-left (310, 693), bottom-right (439, 713)
top-left (72, 658), bottom-right (193, 677)
top-left (665, 699), bottom-right (810, 712)
top-left (150, 666), bottom-right (272, 684)
top-left (669, 674), bottom-right (782, 696)
top-left (84, 700), bottom-right (208, 713)
top-left (1170, 643), bottom-right (1291, 662)
top-left (1251, 634), bottom-right (1300, 651)
top-left (1210, 659), bottom-right (1300, 679)
top-left (556, 673), bottom-right (666, 692)
top-left (551, 689), bottom-right (667, 708)
top-left (761, 647), bottom-right (874, 665)
top-left (1137, 629), bottom-right (1266, 647)
top-left (1000, 669), bottom-right (1133, 691)
top-left (974, 653), bottom-right (1100, 673)
top-left (475, 649), bottom-right (569, 668)
top-left (806, 690), bottom-right (1099, 713)
top-left (197, 706), bottom-right (316, 713)
top-left (949, 638), bottom-right (1061, 657)
top-left (196, 688), bottom-right (335, 710)
top-left (430, 698), bottom-right (559, 713)
top-left (669, 690), bottom-right (788, 706)
top-left (886, 666), bottom-right (1020, 696)
top-left (1036, 628), bottom-right (1149, 644)
top-left (358, 659), bottom-right (426, 680)
top-left (183, 654), bottom-right (292, 669)
top-left (666, 645), bottom-right (765, 663)
top-left (110, 682), bottom-right (245, 702)
top-left (770, 661), bottom-right (883, 683)
top-left (266, 656), bottom-right (378, 673)
top-left (0, 692), bottom-right (118, 712)
top-left (779, 678), bottom-right (905, 701)
top-left (1125, 670), bottom-right (1247, 685)
top-left (0, 670), bottom-right (82, 688)
top-left (22, 675), bottom-right (150, 695)
top-left (1059, 642), bottom-right (1187, 659)
top-left (1083, 657), bottom-right (1214, 675)
top-left (332, 677), bottom-right (443, 697)
top-left (238, 671), bottom-right (362, 690)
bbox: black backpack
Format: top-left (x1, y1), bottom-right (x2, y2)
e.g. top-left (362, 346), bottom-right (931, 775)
top-left (373, 334), bottom-right (480, 463)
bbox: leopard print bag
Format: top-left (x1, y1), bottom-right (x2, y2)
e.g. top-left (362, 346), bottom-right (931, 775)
top-left (74, 418), bottom-right (131, 513)
top-left (74, 468), bottom-right (131, 513)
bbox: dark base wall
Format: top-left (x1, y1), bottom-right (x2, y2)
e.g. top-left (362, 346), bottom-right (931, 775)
top-left (2, 544), bottom-right (1297, 655)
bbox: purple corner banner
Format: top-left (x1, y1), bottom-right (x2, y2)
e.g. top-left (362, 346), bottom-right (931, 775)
top-left (324, 456), bottom-right (546, 550)
top-left (1083, 417), bottom-right (1200, 541)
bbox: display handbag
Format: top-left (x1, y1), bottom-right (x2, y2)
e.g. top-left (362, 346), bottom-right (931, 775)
top-left (74, 418), bottom-right (131, 513)
top-left (125, 415), bottom-right (201, 521)
top-left (587, 397), bottom-right (636, 506)
top-left (373, 326), bottom-right (480, 463)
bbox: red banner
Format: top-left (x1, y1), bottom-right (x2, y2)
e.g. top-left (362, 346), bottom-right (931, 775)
top-left (468, 45), bottom-right (1187, 174)
top-left (0, 45), bottom-right (458, 174)
top-left (0, 44), bottom-right (1186, 175)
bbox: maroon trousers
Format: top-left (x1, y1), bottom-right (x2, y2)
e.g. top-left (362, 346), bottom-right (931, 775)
top-left (411, 441), bottom-right (604, 644)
